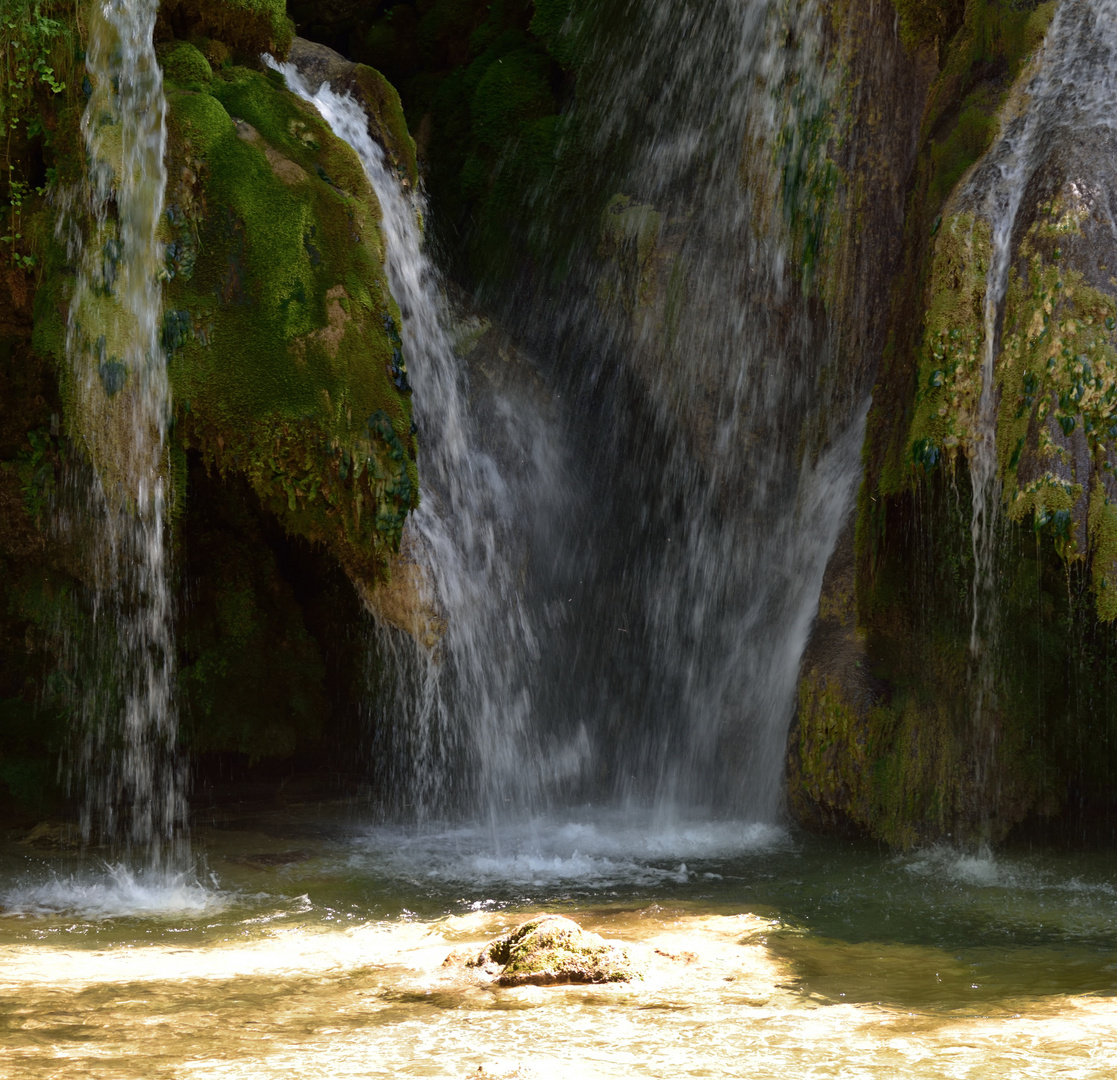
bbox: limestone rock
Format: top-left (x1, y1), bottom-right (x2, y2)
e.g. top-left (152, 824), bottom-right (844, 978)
top-left (468, 915), bottom-right (641, 987)
top-left (355, 525), bottom-right (446, 647)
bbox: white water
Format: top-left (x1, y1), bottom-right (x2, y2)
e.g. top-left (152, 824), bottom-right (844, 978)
top-left (271, 0), bottom-right (864, 827)
top-left (348, 814), bottom-right (789, 890)
top-left (0, 864), bottom-right (223, 920)
top-left (269, 59), bottom-right (575, 816)
top-left (510, 0), bottom-right (866, 816)
top-left (56, 0), bottom-right (183, 864)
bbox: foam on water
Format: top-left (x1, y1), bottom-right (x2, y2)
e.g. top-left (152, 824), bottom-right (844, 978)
top-left (0, 864), bottom-right (225, 920)
top-left (348, 814), bottom-right (788, 889)
top-left (901, 844), bottom-right (1117, 901)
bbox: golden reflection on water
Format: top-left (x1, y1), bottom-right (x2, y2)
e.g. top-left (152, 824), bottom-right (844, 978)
top-left (1, 906), bottom-right (1115, 1078)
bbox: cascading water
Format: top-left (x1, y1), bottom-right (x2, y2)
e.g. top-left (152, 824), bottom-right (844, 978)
top-left (277, 0), bottom-right (866, 827)
top-left (495, 0), bottom-right (868, 819)
top-left (271, 59), bottom-right (575, 816)
top-left (963, 0), bottom-right (1117, 808)
top-left (56, 0), bottom-right (183, 864)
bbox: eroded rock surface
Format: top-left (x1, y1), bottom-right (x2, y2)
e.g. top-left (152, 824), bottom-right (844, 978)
top-left (466, 915), bottom-right (642, 987)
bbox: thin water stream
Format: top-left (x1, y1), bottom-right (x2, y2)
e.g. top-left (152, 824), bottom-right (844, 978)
top-left (964, 0), bottom-right (1117, 814)
top-left (56, 0), bottom-right (184, 865)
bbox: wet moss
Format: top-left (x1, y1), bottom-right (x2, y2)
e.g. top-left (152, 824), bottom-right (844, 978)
top-left (900, 212), bottom-right (991, 478)
top-left (158, 40), bottom-right (213, 88)
top-left (161, 62), bottom-right (418, 585)
top-left (157, 0), bottom-right (294, 60)
top-left (891, 0), bottom-right (966, 51)
top-left (473, 915), bottom-right (641, 986)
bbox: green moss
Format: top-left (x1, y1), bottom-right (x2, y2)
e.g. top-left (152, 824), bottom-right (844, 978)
top-left (158, 0), bottom-right (294, 60)
top-left (795, 669), bottom-right (957, 850)
top-left (928, 103), bottom-right (997, 209)
top-left (900, 212), bottom-right (990, 480)
top-left (343, 0), bottom-right (580, 283)
top-left (529, 0), bottom-right (586, 69)
top-left (156, 62), bottom-right (418, 585)
top-left (798, 479), bottom-right (1069, 850)
top-left (158, 40), bottom-right (213, 88)
top-left (470, 48), bottom-right (552, 150)
top-left (891, 0), bottom-right (965, 51)
top-left (861, 0), bottom-right (1061, 542)
top-left (477, 916), bottom-right (640, 985)
top-left (349, 65), bottom-right (419, 189)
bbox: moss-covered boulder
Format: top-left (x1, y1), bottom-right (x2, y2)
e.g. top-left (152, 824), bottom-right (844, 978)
top-left (469, 915), bottom-right (641, 987)
top-left (286, 37), bottom-right (417, 189)
top-left (159, 57), bottom-right (419, 593)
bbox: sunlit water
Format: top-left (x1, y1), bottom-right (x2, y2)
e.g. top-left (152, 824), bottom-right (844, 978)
top-left (1, 812), bottom-right (1115, 1077)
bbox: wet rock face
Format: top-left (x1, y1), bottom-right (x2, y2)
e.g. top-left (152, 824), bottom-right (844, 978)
top-left (151, 43), bottom-right (420, 593)
top-left (468, 916), bottom-right (641, 987)
top-left (286, 37), bottom-right (417, 187)
top-left (793, 0), bottom-right (1117, 849)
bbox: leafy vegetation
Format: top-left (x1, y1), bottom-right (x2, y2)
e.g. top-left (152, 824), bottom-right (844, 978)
top-left (1, 0), bottom-right (73, 271)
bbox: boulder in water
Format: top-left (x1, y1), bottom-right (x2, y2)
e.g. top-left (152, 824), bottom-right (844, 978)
top-left (469, 915), bottom-right (641, 987)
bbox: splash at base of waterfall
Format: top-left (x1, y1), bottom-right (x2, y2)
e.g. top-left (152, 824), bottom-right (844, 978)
top-left (1, 810), bottom-right (1116, 1078)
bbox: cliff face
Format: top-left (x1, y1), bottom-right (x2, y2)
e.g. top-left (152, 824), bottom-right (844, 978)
top-left (0, 4), bottom-right (421, 809)
top-left (591, 0), bottom-right (938, 474)
top-left (790, 0), bottom-right (1117, 848)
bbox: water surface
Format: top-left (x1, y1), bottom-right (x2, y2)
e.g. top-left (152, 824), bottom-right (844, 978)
top-left (1, 810), bottom-right (1114, 1077)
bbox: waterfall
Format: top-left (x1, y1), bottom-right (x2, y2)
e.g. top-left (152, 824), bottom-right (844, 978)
top-left (263, 0), bottom-right (869, 829)
top-left (57, 0), bottom-right (183, 863)
top-left (498, 0), bottom-right (868, 819)
top-left (964, 0), bottom-right (1117, 785)
top-left (276, 0), bottom-right (866, 825)
top-left (271, 60), bottom-right (573, 816)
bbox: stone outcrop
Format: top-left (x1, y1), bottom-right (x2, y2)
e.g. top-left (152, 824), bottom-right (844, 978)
top-left (790, 0), bottom-right (1117, 848)
top-left (0, 3), bottom-right (427, 802)
top-left (467, 915), bottom-right (642, 987)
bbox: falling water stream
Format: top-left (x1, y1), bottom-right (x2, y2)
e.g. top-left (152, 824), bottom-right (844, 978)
top-left (56, 0), bottom-right (184, 867)
top-left (273, 0), bottom-right (864, 827)
top-left (269, 58), bottom-right (574, 817)
top-left (496, 0), bottom-right (865, 817)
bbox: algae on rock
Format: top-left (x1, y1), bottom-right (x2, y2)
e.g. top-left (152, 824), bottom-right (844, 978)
top-left (792, 0), bottom-right (1117, 848)
top-left (469, 915), bottom-right (641, 987)
top-left (159, 56), bottom-right (419, 594)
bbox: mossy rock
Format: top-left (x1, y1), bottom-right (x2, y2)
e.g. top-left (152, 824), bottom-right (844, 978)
top-left (158, 0), bottom-right (294, 60)
top-left (160, 59), bottom-right (418, 590)
top-left (287, 37), bottom-right (418, 189)
top-left (179, 466), bottom-right (328, 760)
top-left (470, 915), bottom-right (641, 987)
top-left (157, 40), bottom-right (214, 89)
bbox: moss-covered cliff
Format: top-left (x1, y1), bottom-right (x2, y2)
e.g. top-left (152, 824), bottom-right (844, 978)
top-left (790, 0), bottom-right (1117, 848)
top-left (0, 1), bottom-right (422, 814)
top-left (155, 46), bottom-right (419, 588)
